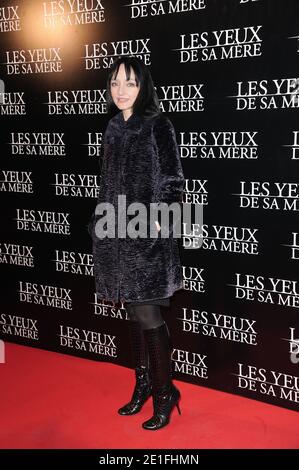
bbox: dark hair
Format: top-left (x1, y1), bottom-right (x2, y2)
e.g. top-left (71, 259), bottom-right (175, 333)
top-left (105, 56), bottom-right (161, 119)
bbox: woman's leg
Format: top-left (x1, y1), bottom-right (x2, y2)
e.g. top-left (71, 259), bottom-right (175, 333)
top-left (126, 304), bottom-right (148, 368)
top-left (129, 304), bottom-right (164, 330)
top-left (131, 304), bottom-right (181, 430)
top-left (117, 304), bottom-right (152, 415)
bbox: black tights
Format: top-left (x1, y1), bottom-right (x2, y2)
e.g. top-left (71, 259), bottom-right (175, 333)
top-left (125, 303), bottom-right (164, 330)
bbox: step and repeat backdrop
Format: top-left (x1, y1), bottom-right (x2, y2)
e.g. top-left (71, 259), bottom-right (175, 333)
top-left (0, 0), bottom-right (298, 411)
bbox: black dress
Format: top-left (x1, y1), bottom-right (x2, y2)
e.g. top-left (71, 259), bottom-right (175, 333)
top-left (126, 297), bottom-right (170, 307)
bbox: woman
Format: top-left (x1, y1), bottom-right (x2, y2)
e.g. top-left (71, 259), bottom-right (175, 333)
top-left (89, 56), bottom-right (185, 430)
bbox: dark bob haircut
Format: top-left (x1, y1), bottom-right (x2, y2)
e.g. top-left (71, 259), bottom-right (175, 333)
top-left (105, 56), bottom-right (161, 119)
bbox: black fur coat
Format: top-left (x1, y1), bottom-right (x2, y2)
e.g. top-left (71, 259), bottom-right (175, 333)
top-left (89, 111), bottom-right (185, 304)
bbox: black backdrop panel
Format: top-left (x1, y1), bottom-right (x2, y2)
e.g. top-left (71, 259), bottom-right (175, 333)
top-left (0, 0), bottom-right (298, 411)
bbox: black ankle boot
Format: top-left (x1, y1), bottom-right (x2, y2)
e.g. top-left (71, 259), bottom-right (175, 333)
top-left (142, 383), bottom-right (181, 430)
top-left (118, 319), bottom-right (152, 416)
top-left (118, 365), bottom-right (152, 415)
top-left (141, 323), bottom-right (181, 430)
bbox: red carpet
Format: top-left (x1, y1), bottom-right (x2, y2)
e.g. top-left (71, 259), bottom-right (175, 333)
top-left (0, 343), bottom-right (298, 449)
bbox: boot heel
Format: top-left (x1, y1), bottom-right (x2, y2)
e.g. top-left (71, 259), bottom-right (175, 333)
top-left (176, 401), bottom-right (181, 415)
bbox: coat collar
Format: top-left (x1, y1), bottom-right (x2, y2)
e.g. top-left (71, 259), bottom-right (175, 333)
top-left (113, 111), bottom-right (143, 134)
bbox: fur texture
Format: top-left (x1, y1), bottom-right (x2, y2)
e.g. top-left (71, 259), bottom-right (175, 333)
top-left (89, 111), bottom-right (185, 303)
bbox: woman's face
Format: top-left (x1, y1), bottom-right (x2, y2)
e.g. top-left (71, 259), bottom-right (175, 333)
top-left (110, 63), bottom-right (140, 115)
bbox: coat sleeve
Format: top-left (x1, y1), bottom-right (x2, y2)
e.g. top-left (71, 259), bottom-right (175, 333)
top-left (153, 116), bottom-right (185, 205)
top-left (87, 129), bottom-right (107, 236)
